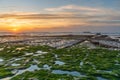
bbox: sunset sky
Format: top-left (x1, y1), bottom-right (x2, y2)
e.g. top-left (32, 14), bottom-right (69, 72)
top-left (0, 0), bottom-right (120, 32)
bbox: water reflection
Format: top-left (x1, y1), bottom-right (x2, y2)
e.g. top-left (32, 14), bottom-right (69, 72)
top-left (52, 70), bottom-right (86, 77)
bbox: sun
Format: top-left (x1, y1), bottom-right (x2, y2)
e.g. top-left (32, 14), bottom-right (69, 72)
top-left (12, 28), bottom-right (18, 32)
top-left (3, 18), bottom-right (33, 32)
top-left (8, 20), bottom-right (22, 32)
top-left (10, 24), bottom-right (20, 32)
top-left (10, 28), bottom-right (19, 33)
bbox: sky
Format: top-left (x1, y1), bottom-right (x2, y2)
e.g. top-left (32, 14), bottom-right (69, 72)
top-left (0, 0), bottom-right (120, 32)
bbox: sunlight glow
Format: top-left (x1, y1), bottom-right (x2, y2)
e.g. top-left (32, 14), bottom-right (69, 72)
top-left (12, 28), bottom-right (18, 32)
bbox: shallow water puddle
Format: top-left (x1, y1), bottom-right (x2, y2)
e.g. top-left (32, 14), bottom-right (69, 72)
top-left (25, 53), bottom-right (34, 56)
top-left (55, 61), bottom-right (65, 65)
top-left (36, 50), bottom-right (47, 54)
top-left (80, 61), bottom-right (84, 66)
top-left (52, 70), bottom-right (86, 77)
top-left (11, 63), bottom-right (21, 67)
top-left (34, 51), bottom-right (48, 56)
top-left (0, 58), bottom-right (4, 62)
top-left (1, 65), bottom-right (41, 80)
top-left (15, 64), bottom-right (40, 75)
top-left (43, 64), bottom-right (52, 70)
top-left (97, 77), bottom-right (108, 80)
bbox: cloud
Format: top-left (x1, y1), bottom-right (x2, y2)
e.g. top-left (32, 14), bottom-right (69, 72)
top-left (45, 5), bottom-right (101, 12)
top-left (45, 4), bottom-right (120, 16)
top-left (0, 5), bottom-right (120, 31)
top-left (0, 4), bottom-right (120, 22)
top-left (0, 13), bottom-right (102, 20)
